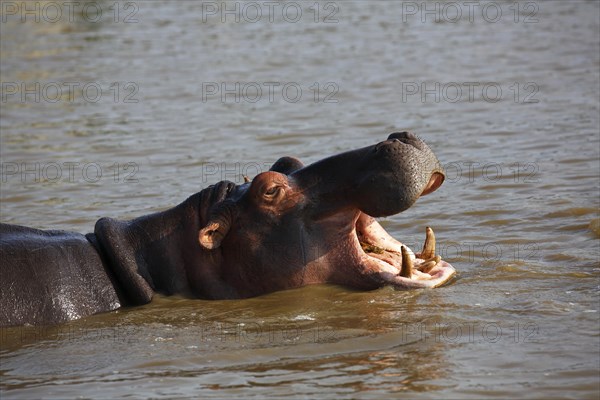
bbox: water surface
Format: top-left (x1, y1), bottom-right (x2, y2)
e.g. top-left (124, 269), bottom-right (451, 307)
top-left (1, 1), bottom-right (599, 398)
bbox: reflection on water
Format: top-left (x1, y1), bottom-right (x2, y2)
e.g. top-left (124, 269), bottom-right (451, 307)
top-left (0, 290), bottom-right (458, 397)
top-left (1, 1), bottom-right (599, 398)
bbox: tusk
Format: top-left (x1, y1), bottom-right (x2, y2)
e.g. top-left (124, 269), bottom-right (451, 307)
top-left (419, 260), bottom-right (435, 273)
top-left (423, 255), bottom-right (442, 264)
top-left (420, 255), bottom-right (441, 273)
top-left (400, 246), bottom-right (413, 278)
top-left (421, 226), bottom-right (436, 260)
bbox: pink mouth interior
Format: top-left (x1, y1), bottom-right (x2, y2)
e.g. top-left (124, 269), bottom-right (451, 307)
top-left (354, 212), bottom-right (456, 289)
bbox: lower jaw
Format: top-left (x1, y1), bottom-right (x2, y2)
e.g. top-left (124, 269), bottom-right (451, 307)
top-left (356, 219), bottom-right (457, 288)
top-left (362, 252), bottom-right (456, 288)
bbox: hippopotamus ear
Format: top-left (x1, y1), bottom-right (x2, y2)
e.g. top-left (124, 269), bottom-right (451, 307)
top-left (198, 221), bottom-right (229, 250)
top-left (270, 156), bottom-right (304, 175)
top-left (198, 201), bottom-right (237, 250)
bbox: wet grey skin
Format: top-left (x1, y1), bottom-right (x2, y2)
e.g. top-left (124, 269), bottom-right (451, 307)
top-left (0, 132), bottom-right (455, 327)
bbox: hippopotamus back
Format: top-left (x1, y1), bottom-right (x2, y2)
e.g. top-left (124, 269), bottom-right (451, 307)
top-left (0, 223), bottom-right (123, 326)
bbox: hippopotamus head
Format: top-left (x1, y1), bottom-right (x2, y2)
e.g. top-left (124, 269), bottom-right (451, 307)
top-left (194, 132), bottom-right (455, 297)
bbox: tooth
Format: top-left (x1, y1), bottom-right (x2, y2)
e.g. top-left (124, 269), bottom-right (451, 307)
top-left (420, 256), bottom-right (441, 273)
top-left (361, 241), bottom-right (384, 254)
top-left (423, 255), bottom-right (442, 264)
top-left (421, 226), bottom-right (436, 260)
top-left (400, 246), bottom-right (413, 278)
top-left (419, 261), bottom-right (435, 272)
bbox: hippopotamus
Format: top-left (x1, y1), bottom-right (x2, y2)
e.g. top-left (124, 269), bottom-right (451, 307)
top-left (0, 132), bottom-right (456, 327)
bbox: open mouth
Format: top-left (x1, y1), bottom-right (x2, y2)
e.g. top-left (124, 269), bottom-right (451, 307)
top-left (354, 212), bottom-right (456, 289)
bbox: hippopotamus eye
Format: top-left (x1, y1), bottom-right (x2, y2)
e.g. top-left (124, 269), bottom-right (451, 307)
top-left (264, 186), bottom-right (280, 197)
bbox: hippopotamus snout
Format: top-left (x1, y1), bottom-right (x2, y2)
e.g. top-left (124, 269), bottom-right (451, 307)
top-left (291, 131), bottom-right (445, 218)
top-left (355, 131), bottom-right (446, 217)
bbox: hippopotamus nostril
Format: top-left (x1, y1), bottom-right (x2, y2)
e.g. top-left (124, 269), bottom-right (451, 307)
top-left (374, 136), bottom-right (418, 157)
top-left (387, 131), bottom-right (416, 141)
top-left (386, 131), bottom-right (428, 153)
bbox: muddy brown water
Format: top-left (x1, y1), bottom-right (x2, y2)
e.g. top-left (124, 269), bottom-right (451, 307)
top-left (1, 1), bottom-right (599, 399)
